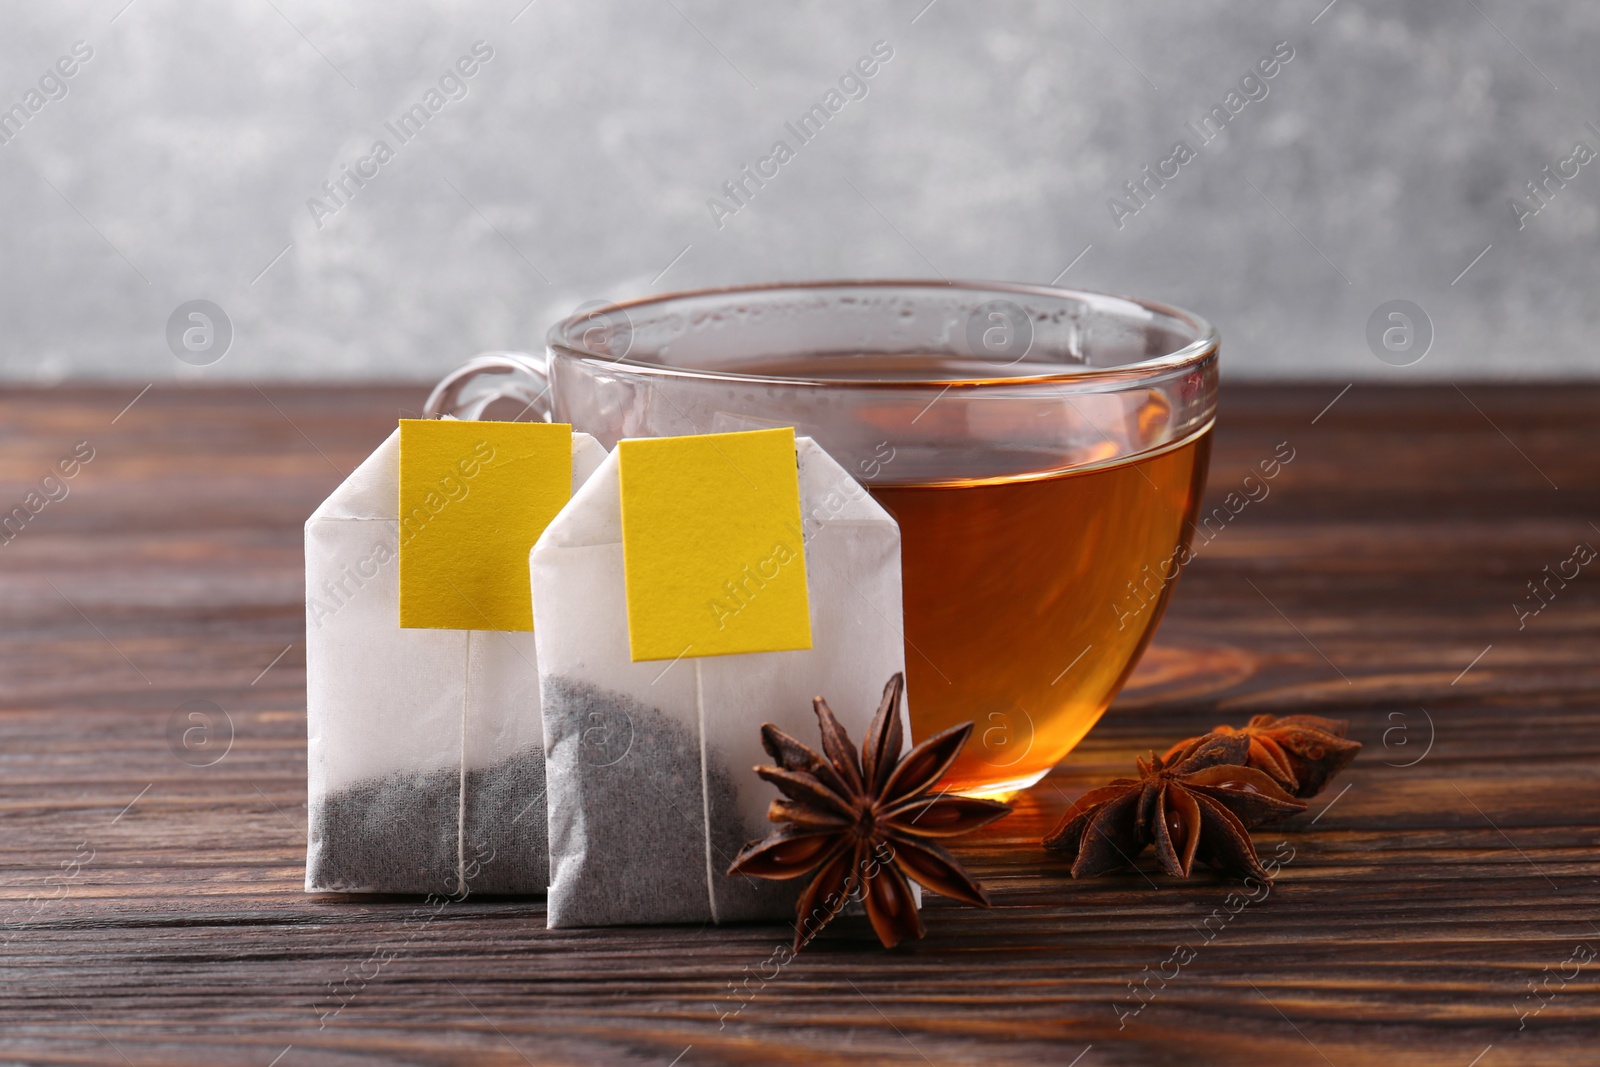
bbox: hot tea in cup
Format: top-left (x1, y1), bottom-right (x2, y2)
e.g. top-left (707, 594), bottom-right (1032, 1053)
top-left (428, 281), bottom-right (1218, 796)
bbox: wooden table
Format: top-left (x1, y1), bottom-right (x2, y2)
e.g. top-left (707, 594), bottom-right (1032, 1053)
top-left (2, 383), bottom-right (1596, 1066)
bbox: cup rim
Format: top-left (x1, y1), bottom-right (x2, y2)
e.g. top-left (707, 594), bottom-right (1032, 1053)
top-left (547, 278), bottom-right (1218, 388)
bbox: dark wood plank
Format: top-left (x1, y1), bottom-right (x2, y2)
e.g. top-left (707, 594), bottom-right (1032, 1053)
top-left (1, 382), bottom-right (1597, 1066)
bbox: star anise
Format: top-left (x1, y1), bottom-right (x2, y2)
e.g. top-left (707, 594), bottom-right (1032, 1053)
top-left (727, 673), bottom-right (1012, 950)
top-left (1043, 733), bottom-right (1305, 881)
top-left (1164, 714), bottom-right (1361, 798)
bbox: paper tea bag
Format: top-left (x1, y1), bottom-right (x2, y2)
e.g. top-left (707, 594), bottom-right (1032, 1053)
top-left (531, 428), bottom-right (910, 928)
top-left (305, 421), bottom-right (605, 896)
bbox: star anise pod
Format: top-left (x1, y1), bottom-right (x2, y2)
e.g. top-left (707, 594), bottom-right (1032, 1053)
top-left (727, 673), bottom-right (1012, 951)
top-left (1043, 733), bottom-right (1305, 881)
top-left (1164, 714), bottom-right (1361, 798)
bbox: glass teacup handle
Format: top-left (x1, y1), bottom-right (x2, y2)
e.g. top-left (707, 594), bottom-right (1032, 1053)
top-left (423, 350), bottom-right (552, 422)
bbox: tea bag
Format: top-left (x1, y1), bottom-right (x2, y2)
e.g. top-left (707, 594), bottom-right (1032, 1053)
top-left (531, 429), bottom-right (910, 928)
top-left (305, 422), bottom-right (605, 895)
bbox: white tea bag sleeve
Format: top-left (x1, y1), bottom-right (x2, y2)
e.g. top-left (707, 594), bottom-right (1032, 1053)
top-left (304, 427), bottom-right (605, 896)
top-left (533, 435), bottom-right (910, 928)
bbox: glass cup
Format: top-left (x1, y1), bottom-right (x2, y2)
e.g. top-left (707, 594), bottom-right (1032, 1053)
top-left (426, 281), bottom-right (1218, 796)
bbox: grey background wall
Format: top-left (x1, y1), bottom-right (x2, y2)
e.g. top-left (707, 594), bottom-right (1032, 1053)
top-left (0, 0), bottom-right (1596, 382)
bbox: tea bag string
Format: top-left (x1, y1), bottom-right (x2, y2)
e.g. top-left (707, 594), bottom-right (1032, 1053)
top-left (455, 630), bottom-right (472, 898)
top-left (695, 657), bottom-right (720, 925)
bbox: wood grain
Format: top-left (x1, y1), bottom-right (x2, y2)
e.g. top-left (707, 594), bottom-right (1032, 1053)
top-left (1, 383), bottom-right (1597, 1066)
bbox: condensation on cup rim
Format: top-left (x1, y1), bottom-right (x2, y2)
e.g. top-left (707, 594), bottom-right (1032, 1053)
top-left (965, 299), bottom-right (1036, 368)
top-left (569, 300), bottom-right (634, 362)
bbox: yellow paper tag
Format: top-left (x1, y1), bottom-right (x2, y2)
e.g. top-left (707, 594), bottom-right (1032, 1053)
top-left (398, 419), bottom-right (573, 631)
top-left (618, 428), bottom-right (812, 661)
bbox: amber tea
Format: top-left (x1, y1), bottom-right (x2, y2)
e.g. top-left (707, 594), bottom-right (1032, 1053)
top-left (873, 431), bottom-right (1209, 795)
